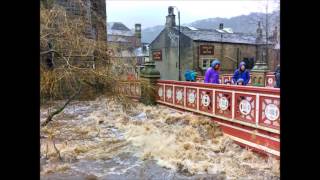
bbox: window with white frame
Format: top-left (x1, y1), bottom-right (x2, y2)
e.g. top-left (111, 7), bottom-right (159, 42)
top-left (200, 58), bottom-right (215, 70)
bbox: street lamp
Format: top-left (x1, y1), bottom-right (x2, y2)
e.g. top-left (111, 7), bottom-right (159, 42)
top-left (172, 6), bottom-right (181, 81)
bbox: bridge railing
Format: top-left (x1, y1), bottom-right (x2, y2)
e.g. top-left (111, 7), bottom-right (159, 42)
top-left (118, 79), bottom-right (280, 156)
top-left (118, 80), bottom-right (141, 99)
top-left (156, 80), bottom-right (280, 134)
top-left (196, 73), bottom-right (275, 87)
top-left (265, 72), bottom-right (276, 87)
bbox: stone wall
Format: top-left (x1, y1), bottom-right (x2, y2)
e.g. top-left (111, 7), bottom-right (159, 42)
top-left (151, 28), bottom-right (279, 80)
top-left (193, 42), bottom-right (257, 75)
top-left (152, 28), bottom-right (180, 80)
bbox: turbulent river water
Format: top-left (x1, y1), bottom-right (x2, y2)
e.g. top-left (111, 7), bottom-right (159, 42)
top-left (40, 97), bottom-right (280, 180)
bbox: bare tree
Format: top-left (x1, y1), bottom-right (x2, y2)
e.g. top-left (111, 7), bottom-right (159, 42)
top-left (40, 1), bottom-right (133, 127)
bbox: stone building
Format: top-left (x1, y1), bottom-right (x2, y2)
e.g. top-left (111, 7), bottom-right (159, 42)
top-left (150, 7), bottom-right (279, 81)
top-left (41, 0), bottom-right (107, 69)
top-left (107, 22), bottom-right (141, 48)
top-left (107, 22), bottom-right (148, 79)
top-left (55, 0), bottom-right (107, 41)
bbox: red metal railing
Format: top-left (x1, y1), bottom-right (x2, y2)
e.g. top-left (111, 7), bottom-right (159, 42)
top-left (156, 80), bottom-right (280, 156)
top-left (265, 72), bottom-right (276, 87)
top-left (118, 80), bottom-right (141, 99)
top-left (118, 79), bottom-right (280, 157)
top-left (156, 80), bottom-right (280, 130)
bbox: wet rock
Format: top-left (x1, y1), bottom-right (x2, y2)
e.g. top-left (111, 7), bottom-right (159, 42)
top-left (98, 120), bottom-right (104, 124)
top-left (134, 112), bottom-right (147, 121)
top-left (84, 174), bottom-right (97, 180)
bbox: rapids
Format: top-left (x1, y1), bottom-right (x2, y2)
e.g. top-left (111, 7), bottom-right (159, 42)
top-left (40, 97), bottom-right (280, 180)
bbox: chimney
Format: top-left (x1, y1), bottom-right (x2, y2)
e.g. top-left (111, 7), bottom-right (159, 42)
top-left (165, 6), bottom-right (176, 28)
top-left (135, 23), bottom-right (141, 46)
top-left (219, 23), bottom-right (224, 30)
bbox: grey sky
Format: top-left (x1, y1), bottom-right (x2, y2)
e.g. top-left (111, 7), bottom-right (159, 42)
top-left (106, 0), bottom-right (280, 29)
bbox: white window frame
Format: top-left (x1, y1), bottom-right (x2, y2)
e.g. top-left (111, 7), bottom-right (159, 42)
top-left (200, 57), bottom-right (215, 70)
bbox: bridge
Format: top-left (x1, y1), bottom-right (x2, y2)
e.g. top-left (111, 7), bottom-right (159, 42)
top-left (196, 72), bottom-right (277, 87)
top-left (119, 73), bottom-right (280, 158)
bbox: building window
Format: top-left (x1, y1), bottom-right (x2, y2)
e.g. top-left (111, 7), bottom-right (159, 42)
top-left (202, 59), bottom-right (208, 69)
top-left (200, 58), bottom-right (214, 70)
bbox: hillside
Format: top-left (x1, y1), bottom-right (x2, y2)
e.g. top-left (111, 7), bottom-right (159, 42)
top-left (141, 11), bottom-right (279, 43)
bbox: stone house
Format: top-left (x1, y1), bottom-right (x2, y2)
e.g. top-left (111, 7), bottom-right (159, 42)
top-left (150, 7), bottom-right (279, 81)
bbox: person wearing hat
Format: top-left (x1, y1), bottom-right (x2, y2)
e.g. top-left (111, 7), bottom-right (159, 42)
top-left (184, 69), bottom-right (192, 81)
top-left (232, 61), bottom-right (250, 85)
top-left (204, 59), bottom-right (221, 84)
top-left (184, 69), bottom-right (198, 82)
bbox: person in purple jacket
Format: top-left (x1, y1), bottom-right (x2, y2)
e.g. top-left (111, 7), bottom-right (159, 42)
top-left (204, 59), bottom-right (221, 84)
top-left (232, 61), bottom-right (250, 85)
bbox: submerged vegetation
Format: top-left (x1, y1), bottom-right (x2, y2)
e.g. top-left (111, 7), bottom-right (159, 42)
top-left (40, 98), bottom-right (280, 179)
top-left (40, 1), bottom-right (279, 180)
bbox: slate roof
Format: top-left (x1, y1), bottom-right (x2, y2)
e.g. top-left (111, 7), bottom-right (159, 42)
top-left (107, 22), bottom-right (134, 36)
top-left (173, 26), bottom-right (271, 45)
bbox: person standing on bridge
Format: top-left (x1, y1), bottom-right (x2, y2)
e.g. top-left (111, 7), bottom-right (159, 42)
top-left (204, 59), bottom-right (221, 84)
top-left (184, 69), bottom-right (197, 82)
top-left (232, 61), bottom-right (250, 85)
top-left (274, 64), bottom-right (280, 88)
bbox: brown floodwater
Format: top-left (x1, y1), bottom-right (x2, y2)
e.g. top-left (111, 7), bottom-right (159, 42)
top-left (40, 97), bottom-right (280, 180)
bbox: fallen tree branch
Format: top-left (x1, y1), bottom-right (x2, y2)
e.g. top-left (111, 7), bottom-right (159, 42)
top-left (52, 138), bottom-right (62, 161)
top-left (41, 81), bottom-right (82, 127)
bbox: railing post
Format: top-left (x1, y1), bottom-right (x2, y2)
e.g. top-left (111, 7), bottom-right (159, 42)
top-left (139, 61), bottom-right (160, 105)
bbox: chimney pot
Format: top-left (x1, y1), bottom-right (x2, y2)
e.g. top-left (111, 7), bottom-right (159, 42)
top-left (168, 6), bottom-right (174, 15)
top-left (134, 23), bottom-right (141, 46)
top-left (219, 23), bottom-right (224, 30)
top-left (166, 6), bottom-right (176, 28)
top-left (135, 23), bottom-right (141, 32)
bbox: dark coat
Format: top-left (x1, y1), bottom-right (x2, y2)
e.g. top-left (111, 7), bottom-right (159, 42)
top-left (232, 62), bottom-right (250, 85)
top-left (274, 66), bottom-right (280, 88)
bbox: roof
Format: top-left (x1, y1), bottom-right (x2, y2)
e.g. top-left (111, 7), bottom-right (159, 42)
top-left (170, 26), bottom-right (271, 45)
top-left (107, 35), bottom-right (130, 42)
top-left (107, 22), bottom-right (134, 36)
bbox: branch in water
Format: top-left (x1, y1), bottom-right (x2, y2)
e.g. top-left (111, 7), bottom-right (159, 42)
top-left (41, 81), bottom-right (82, 127)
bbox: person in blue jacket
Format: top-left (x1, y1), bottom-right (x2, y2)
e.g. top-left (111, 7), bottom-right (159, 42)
top-left (232, 61), bottom-right (250, 85)
top-left (184, 70), bottom-right (197, 82)
top-left (185, 69), bottom-right (192, 81)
